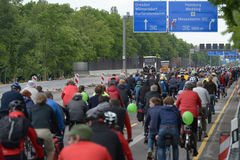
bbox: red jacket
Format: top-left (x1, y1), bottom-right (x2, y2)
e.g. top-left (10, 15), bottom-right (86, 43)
top-left (58, 141), bottom-right (111, 160)
top-left (176, 90), bottom-right (202, 118)
top-left (0, 144), bottom-right (5, 160)
top-left (108, 76), bottom-right (119, 83)
top-left (61, 85), bottom-right (78, 106)
top-left (106, 86), bottom-right (124, 107)
top-left (124, 113), bottom-right (132, 140)
top-left (111, 129), bottom-right (133, 160)
top-left (1, 111), bottom-right (44, 158)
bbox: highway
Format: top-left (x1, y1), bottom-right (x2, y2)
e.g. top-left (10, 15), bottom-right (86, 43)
top-left (1, 77), bottom-right (238, 160)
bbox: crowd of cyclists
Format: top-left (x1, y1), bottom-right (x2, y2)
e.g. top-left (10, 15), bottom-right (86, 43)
top-left (0, 65), bottom-right (239, 160)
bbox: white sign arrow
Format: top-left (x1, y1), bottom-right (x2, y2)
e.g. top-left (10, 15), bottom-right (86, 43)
top-left (209, 19), bottom-right (215, 30)
top-left (144, 19), bottom-right (148, 30)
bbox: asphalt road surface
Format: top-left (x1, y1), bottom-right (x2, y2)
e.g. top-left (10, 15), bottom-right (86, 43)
top-left (49, 80), bottom-right (239, 160)
top-left (1, 76), bottom-right (238, 160)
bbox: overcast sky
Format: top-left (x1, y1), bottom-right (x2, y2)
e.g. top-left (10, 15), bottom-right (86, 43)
top-left (23, 0), bottom-right (232, 45)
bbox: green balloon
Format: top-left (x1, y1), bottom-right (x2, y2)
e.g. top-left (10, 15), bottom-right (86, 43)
top-left (182, 111), bottom-right (194, 125)
top-left (127, 103), bottom-right (137, 114)
top-left (81, 92), bottom-right (88, 102)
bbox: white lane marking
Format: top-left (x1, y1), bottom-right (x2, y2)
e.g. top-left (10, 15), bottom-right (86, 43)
top-left (129, 133), bottom-right (144, 148)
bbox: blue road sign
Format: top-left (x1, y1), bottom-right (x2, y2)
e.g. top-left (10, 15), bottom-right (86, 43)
top-left (134, 1), bottom-right (166, 32)
top-left (208, 51), bottom-right (224, 56)
top-left (224, 51), bottom-right (238, 56)
top-left (169, 1), bottom-right (218, 32)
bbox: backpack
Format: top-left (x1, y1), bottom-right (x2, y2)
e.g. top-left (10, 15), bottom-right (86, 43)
top-left (160, 81), bottom-right (167, 94)
top-left (0, 116), bottom-right (29, 149)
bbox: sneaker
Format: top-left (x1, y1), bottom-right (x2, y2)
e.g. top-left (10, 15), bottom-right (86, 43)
top-left (204, 132), bottom-right (208, 137)
top-left (147, 151), bottom-right (152, 159)
top-left (193, 149), bottom-right (198, 157)
top-left (212, 111), bottom-right (215, 115)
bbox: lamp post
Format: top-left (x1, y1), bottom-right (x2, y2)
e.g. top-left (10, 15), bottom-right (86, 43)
top-left (123, 12), bottom-right (133, 75)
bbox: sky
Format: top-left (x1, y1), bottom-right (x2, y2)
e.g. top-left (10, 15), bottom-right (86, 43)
top-left (23, 0), bottom-right (232, 46)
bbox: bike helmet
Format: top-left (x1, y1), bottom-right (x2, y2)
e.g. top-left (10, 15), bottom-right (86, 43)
top-left (103, 111), bottom-right (117, 126)
top-left (189, 77), bottom-right (197, 83)
top-left (11, 82), bottom-right (21, 91)
top-left (8, 100), bottom-right (25, 111)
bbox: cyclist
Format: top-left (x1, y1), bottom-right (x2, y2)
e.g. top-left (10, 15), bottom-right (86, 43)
top-left (78, 85), bottom-right (89, 102)
top-left (61, 80), bottom-right (78, 107)
top-left (127, 73), bottom-right (136, 92)
top-left (176, 81), bottom-right (202, 156)
top-left (1, 82), bottom-right (27, 118)
top-left (144, 97), bottom-right (163, 159)
top-left (59, 124), bottom-right (111, 160)
top-left (86, 110), bottom-right (125, 160)
top-left (144, 85), bottom-right (161, 115)
top-left (157, 96), bottom-right (182, 160)
top-left (159, 77), bottom-right (168, 99)
top-left (118, 79), bottom-right (132, 108)
top-left (103, 111), bottom-right (133, 160)
top-left (203, 76), bottom-right (217, 115)
top-left (88, 85), bottom-right (104, 109)
top-left (134, 81), bottom-right (142, 106)
top-left (1, 100), bottom-right (44, 160)
top-left (106, 81), bottom-right (124, 107)
top-left (103, 98), bottom-right (132, 143)
top-left (168, 75), bottom-right (178, 97)
top-left (193, 81), bottom-right (210, 137)
top-left (68, 92), bottom-right (88, 130)
top-left (29, 93), bottom-right (61, 160)
top-left (21, 90), bottom-right (34, 115)
top-left (45, 91), bottom-right (65, 132)
top-left (21, 80), bottom-right (38, 104)
top-left (86, 95), bottom-right (110, 119)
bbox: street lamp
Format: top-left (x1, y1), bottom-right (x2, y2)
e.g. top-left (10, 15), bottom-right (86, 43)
top-left (123, 12), bottom-right (133, 75)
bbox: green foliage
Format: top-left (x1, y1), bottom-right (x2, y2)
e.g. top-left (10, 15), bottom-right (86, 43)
top-left (0, 1), bottom-right (196, 83)
top-left (210, 0), bottom-right (240, 49)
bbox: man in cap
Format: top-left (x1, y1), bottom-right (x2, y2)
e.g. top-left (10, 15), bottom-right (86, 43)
top-left (59, 124), bottom-right (111, 160)
top-left (21, 80), bottom-right (38, 104)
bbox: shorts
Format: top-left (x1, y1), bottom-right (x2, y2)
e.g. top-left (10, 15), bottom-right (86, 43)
top-left (35, 128), bottom-right (55, 155)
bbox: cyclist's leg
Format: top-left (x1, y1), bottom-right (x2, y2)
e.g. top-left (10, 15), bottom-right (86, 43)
top-left (147, 132), bottom-right (155, 155)
top-left (209, 94), bottom-right (215, 114)
top-left (169, 128), bottom-right (179, 160)
top-left (157, 128), bottom-right (167, 159)
top-left (190, 118), bottom-right (198, 155)
top-left (35, 128), bottom-right (55, 160)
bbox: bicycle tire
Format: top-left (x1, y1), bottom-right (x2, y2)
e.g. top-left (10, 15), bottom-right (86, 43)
top-left (208, 110), bottom-right (212, 124)
top-left (198, 127), bottom-right (202, 141)
top-left (186, 148), bottom-right (191, 160)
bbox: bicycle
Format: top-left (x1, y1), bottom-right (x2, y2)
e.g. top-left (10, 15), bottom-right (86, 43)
top-left (220, 85), bottom-right (225, 99)
top-left (197, 113), bottom-right (203, 141)
top-left (24, 137), bottom-right (46, 160)
top-left (207, 104), bottom-right (212, 124)
top-left (147, 137), bottom-right (158, 160)
top-left (165, 135), bottom-right (172, 160)
top-left (183, 125), bottom-right (195, 160)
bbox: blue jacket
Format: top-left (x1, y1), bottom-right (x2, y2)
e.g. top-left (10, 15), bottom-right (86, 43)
top-left (160, 81), bottom-right (168, 95)
top-left (156, 105), bottom-right (181, 132)
top-left (88, 94), bottom-right (100, 109)
top-left (134, 85), bottom-right (141, 105)
top-left (47, 98), bottom-right (65, 130)
top-left (144, 105), bottom-right (163, 135)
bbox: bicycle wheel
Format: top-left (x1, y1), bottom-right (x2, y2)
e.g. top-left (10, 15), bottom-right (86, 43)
top-left (165, 147), bottom-right (172, 160)
top-left (198, 127), bottom-right (202, 141)
top-left (186, 148), bottom-right (191, 160)
top-left (208, 107), bottom-right (212, 124)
